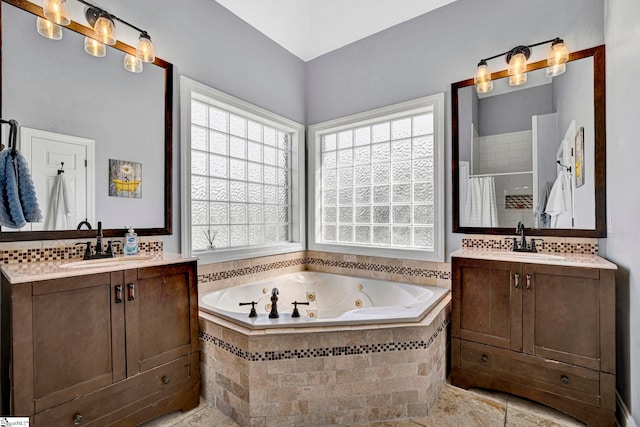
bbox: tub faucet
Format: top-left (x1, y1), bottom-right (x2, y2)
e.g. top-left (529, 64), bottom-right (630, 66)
top-left (269, 288), bottom-right (279, 318)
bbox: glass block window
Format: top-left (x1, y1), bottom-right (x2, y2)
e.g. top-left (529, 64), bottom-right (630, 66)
top-left (309, 94), bottom-right (444, 261)
top-left (319, 113), bottom-right (435, 249)
top-left (189, 100), bottom-right (293, 252)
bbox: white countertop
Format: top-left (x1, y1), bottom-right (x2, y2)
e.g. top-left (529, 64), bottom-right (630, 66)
top-left (451, 248), bottom-right (617, 270)
top-left (1, 253), bottom-right (198, 284)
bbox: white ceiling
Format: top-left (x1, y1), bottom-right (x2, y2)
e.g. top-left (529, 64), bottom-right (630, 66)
top-left (215, 0), bottom-right (458, 62)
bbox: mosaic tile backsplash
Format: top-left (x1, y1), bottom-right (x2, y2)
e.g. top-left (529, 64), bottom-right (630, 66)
top-left (0, 238), bottom-right (163, 264)
top-left (462, 236), bottom-right (599, 255)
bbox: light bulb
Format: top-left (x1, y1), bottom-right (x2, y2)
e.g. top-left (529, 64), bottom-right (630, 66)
top-left (136, 33), bottom-right (155, 63)
top-left (508, 52), bottom-right (528, 76)
top-left (93, 14), bottom-right (116, 46)
top-left (124, 54), bottom-right (143, 73)
top-left (84, 37), bottom-right (106, 57)
top-left (43, 0), bottom-right (70, 26)
top-left (36, 17), bottom-right (63, 40)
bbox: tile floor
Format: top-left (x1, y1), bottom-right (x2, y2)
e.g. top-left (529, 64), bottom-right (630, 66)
top-left (141, 383), bottom-right (585, 427)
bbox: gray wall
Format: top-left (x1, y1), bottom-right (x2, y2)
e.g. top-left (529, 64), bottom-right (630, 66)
top-left (603, 0), bottom-right (640, 423)
top-left (478, 85), bottom-right (553, 136)
top-left (306, 0), bottom-right (605, 258)
top-left (552, 58), bottom-right (596, 229)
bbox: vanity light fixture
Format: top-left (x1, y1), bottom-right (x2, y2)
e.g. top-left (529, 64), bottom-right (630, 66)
top-left (474, 37), bottom-right (569, 93)
top-left (34, 0), bottom-right (157, 72)
top-left (79, 0), bottom-right (157, 65)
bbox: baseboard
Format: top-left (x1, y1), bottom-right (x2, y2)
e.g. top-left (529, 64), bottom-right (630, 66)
top-left (617, 391), bottom-right (638, 427)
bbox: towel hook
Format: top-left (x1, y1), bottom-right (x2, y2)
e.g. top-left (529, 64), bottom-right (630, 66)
top-left (58, 162), bottom-right (65, 175)
top-left (556, 160), bottom-right (572, 173)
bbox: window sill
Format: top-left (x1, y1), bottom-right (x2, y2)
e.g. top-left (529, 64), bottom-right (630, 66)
top-left (194, 242), bottom-right (305, 265)
top-left (307, 242), bottom-right (444, 263)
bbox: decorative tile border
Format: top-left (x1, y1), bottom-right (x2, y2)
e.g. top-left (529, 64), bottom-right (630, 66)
top-left (462, 237), bottom-right (598, 255)
top-left (0, 239), bottom-right (163, 264)
top-left (305, 257), bottom-right (450, 280)
top-left (197, 256), bottom-right (450, 285)
top-left (197, 258), bottom-right (306, 284)
top-left (199, 316), bottom-right (450, 362)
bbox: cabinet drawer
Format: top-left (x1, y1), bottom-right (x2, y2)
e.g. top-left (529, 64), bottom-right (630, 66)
top-left (34, 355), bottom-right (193, 426)
top-left (460, 340), bottom-right (600, 405)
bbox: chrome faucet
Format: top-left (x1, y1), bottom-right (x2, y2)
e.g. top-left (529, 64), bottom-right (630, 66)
top-left (268, 288), bottom-right (279, 318)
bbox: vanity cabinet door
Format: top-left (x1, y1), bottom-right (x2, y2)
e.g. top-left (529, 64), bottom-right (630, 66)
top-left (29, 272), bottom-right (126, 413)
top-left (452, 258), bottom-right (522, 351)
top-left (124, 263), bottom-right (198, 376)
top-left (522, 264), bottom-right (612, 371)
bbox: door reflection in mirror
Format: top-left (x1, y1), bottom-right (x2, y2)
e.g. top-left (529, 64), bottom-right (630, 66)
top-left (18, 128), bottom-right (95, 232)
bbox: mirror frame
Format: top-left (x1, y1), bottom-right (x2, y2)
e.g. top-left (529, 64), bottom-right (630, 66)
top-left (0, 0), bottom-right (173, 241)
top-left (452, 45), bottom-right (606, 237)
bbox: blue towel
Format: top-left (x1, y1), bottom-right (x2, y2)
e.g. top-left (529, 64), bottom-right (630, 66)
top-left (0, 148), bottom-right (42, 228)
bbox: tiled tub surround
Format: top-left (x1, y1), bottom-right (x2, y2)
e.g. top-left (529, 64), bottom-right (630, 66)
top-left (199, 296), bottom-right (450, 426)
top-left (0, 237), bottom-right (163, 264)
top-left (197, 251), bottom-right (451, 295)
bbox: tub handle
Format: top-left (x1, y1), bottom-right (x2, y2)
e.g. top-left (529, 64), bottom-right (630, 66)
top-left (291, 301), bottom-right (310, 318)
top-left (239, 301), bottom-right (258, 318)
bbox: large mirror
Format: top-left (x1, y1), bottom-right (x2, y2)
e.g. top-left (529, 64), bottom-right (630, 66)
top-left (0, 0), bottom-right (172, 241)
top-left (452, 45), bottom-right (606, 237)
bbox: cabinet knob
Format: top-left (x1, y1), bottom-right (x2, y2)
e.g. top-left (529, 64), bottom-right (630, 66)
top-left (561, 375), bottom-right (569, 385)
top-left (481, 354), bottom-right (488, 363)
top-left (162, 375), bottom-right (171, 385)
top-left (513, 273), bottom-right (520, 289)
top-left (526, 274), bottom-right (532, 290)
top-left (73, 414), bottom-right (84, 425)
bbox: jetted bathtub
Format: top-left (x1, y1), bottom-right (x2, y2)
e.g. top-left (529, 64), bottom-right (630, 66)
top-left (199, 271), bottom-right (449, 329)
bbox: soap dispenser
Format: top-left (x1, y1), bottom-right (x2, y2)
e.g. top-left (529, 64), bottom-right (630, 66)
top-left (124, 226), bottom-right (139, 256)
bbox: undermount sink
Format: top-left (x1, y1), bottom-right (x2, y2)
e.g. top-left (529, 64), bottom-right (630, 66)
top-left (60, 255), bottom-right (152, 269)
top-left (500, 252), bottom-right (566, 261)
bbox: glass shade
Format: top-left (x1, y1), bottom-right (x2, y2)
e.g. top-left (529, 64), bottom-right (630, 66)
top-left (474, 62), bottom-right (493, 94)
top-left (84, 37), bottom-right (106, 57)
top-left (124, 54), bottom-right (143, 73)
top-left (508, 72), bottom-right (527, 86)
top-left (508, 52), bottom-right (528, 76)
top-left (136, 34), bottom-right (155, 63)
top-left (93, 15), bottom-right (116, 46)
top-left (36, 17), bottom-right (63, 40)
top-left (43, 0), bottom-right (70, 25)
top-left (547, 40), bottom-right (569, 77)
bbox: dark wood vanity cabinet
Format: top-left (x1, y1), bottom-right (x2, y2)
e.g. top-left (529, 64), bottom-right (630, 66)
top-left (1, 261), bottom-right (200, 426)
top-left (451, 257), bottom-right (615, 427)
